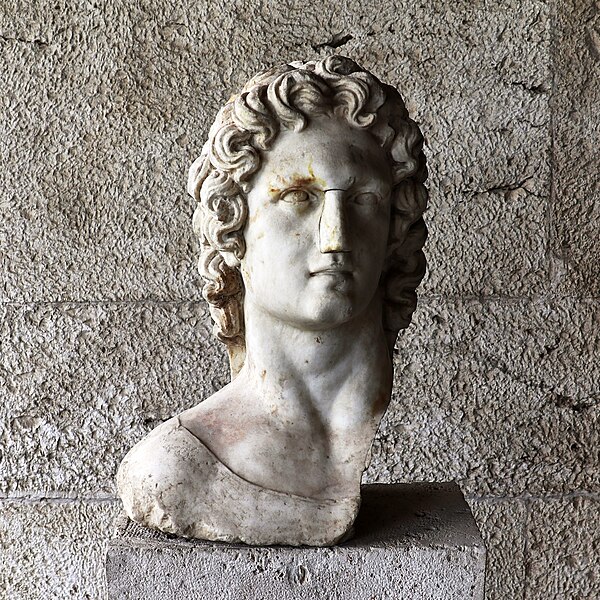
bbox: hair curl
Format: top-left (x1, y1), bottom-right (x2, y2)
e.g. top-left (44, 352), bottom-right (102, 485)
top-left (188, 56), bottom-right (428, 376)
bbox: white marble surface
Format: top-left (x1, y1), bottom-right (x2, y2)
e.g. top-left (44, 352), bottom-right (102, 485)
top-left (117, 56), bottom-right (428, 546)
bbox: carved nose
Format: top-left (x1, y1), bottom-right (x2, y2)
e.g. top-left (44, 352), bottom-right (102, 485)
top-left (319, 190), bottom-right (351, 253)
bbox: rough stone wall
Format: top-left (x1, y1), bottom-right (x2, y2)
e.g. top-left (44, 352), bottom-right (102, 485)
top-left (0, 0), bottom-right (598, 598)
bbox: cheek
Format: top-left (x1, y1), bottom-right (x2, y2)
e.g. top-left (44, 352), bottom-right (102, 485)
top-left (352, 209), bottom-right (390, 251)
top-left (247, 204), bottom-right (315, 253)
top-left (242, 222), bottom-right (310, 291)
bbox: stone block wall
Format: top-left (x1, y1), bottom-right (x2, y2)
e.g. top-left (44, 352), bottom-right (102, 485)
top-left (1, 1), bottom-right (598, 598)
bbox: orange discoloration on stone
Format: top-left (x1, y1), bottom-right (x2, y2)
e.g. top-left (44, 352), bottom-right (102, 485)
top-left (268, 164), bottom-right (326, 198)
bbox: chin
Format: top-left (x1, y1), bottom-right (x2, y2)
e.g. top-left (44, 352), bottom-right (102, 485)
top-left (301, 295), bottom-right (358, 329)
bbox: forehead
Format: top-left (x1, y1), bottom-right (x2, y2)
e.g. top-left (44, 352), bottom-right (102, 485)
top-left (251, 116), bottom-right (392, 191)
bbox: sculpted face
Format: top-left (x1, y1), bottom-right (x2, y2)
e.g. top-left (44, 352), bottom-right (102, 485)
top-left (240, 116), bottom-right (393, 329)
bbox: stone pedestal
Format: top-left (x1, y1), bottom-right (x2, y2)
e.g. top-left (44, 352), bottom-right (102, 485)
top-left (105, 482), bottom-right (486, 600)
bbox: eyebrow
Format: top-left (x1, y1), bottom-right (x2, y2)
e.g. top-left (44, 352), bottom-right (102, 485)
top-left (271, 173), bottom-right (320, 190)
top-left (274, 174), bottom-right (360, 191)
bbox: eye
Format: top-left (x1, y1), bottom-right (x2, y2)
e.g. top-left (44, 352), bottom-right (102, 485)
top-left (279, 189), bottom-right (311, 204)
top-left (353, 191), bottom-right (380, 206)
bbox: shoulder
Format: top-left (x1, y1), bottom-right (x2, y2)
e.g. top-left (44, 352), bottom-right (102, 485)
top-left (116, 415), bottom-right (361, 545)
top-left (117, 417), bottom-right (219, 536)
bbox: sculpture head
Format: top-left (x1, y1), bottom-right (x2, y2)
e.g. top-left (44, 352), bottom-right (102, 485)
top-left (188, 56), bottom-right (428, 376)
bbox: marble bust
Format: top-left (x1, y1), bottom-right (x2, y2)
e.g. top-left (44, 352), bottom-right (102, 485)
top-left (117, 56), bottom-right (428, 546)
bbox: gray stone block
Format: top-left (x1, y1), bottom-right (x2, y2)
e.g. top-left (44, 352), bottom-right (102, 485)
top-left (106, 483), bottom-right (486, 600)
top-left (365, 297), bottom-right (600, 497)
top-left (0, 302), bottom-right (228, 497)
top-left (470, 499), bottom-right (527, 600)
top-left (525, 495), bottom-right (600, 600)
top-left (0, 499), bottom-right (120, 599)
top-left (550, 1), bottom-right (600, 297)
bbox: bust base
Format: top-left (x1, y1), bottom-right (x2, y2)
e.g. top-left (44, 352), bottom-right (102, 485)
top-left (105, 482), bottom-right (486, 600)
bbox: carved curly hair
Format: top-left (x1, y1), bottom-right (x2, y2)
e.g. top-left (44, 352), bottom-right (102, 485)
top-left (187, 56), bottom-right (428, 376)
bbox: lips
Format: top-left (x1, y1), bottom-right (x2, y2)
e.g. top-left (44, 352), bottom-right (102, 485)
top-left (309, 266), bottom-right (353, 277)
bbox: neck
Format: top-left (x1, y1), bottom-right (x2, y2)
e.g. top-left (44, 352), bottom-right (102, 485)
top-left (237, 294), bottom-right (393, 428)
